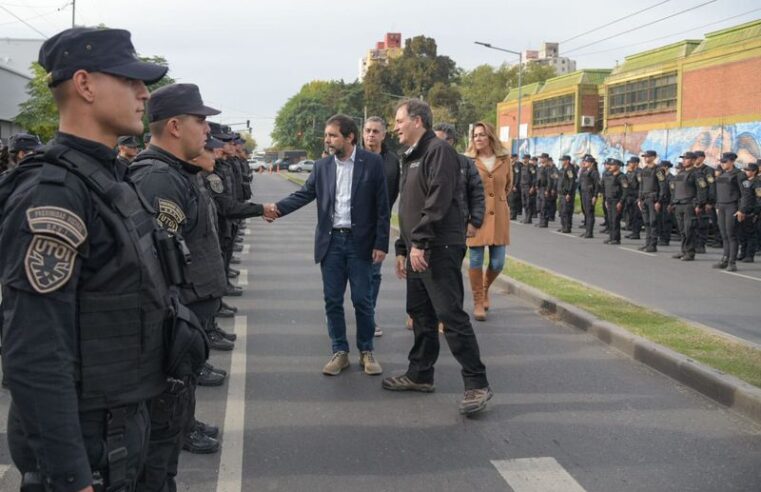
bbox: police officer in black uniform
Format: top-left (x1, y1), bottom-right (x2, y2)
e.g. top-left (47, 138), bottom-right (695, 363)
top-left (658, 160), bottom-right (674, 246)
top-left (738, 161), bottom-right (760, 263)
top-left (578, 154), bottom-right (599, 238)
top-left (712, 152), bottom-right (745, 271)
top-left (5, 133), bottom-right (43, 172)
top-left (116, 135), bottom-right (140, 167)
top-left (624, 156), bottom-right (642, 239)
top-left (536, 153), bottom-right (556, 228)
top-left (519, 154), bottom-right (535, 223)
top-left (0, 27), bottom-right (204, 492)
top-left (670, 151), bottom-right (708, 261)
top-left (509, 154), bottom-right (522, 220)
top-left (637, 150), bottom-right (667, 252)
top-left (600, 158), bottom-right (628, 244)
top-left (600, 159), bottom-right (612, 233)
top-left (128, 84), bottom-right (228, 488)
top-left (556, 155), bottom-right (576, 233)
top-left (693, 150), bottom-right (714, 253)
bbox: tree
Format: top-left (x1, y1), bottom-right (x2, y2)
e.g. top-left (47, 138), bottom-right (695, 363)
top-left (15, 56), bottom-right (175, 143)
top-left (239, 130), bottom-right (257, 152)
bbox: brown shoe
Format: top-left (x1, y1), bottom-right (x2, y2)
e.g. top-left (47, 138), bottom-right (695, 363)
top-left (382, 375), bottom-right (435, 393)
top-left (459, 387), bottom-right (493, 415)
top-left (468, 268), bottom-right (487, 321)
top-left (322, 351), bottom-right (349, 376)
top-left (359, 351), bottom-right (383, 375)
top-left (483, 269), bottom-right (501, 311)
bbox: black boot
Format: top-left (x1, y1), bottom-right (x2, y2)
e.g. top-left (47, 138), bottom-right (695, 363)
top-left (712, 257), bottom-right (728, 269)
top-left (198, 364), bottom-right (226, 386)
top-left (194, 420), bottom-right (219, 439)
top-left (182, 429), bottom-right (219, 454)
top-left (726, 262), bottom-right (738, 272)
top-left (212, 322), bottom-right (237, 341)
top-left (207, 330), bottom-right (234, 351)
top-left (205, 361), bottom-right (227, 376)
top-left (225, 285), bottom-right (243, 297)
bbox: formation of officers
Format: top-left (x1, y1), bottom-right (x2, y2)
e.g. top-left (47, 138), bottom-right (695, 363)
top-left (509, 150), bottom-right (761, 271)
top-left (0, 27), bottom-right (264, 492)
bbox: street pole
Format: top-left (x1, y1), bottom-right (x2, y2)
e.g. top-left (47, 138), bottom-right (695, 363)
top-left (71, 0), bottom-right (75, 27)
top-left (474, 41), bottom-right (523, 148)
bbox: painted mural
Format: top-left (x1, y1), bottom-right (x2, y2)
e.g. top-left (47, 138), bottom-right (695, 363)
top-left (513, 122), bottom-right (761, 171)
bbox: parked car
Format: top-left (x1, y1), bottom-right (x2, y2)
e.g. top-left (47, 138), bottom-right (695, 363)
top-left (249, 159), bottom-right (266, 172)
top-left (272, 158), bottom-right (292, 170)
top-left (288, 159), bottom-right (314, 173)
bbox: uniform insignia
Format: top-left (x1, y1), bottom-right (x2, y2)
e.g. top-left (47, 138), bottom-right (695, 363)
top-left (742, 180), bottom-right (751, 188)
top-left (622, 180), bottom-right (629, 188)
top-left (707, 175), bottom-right (715, 184)
top-left (26, 206), bottom-right (87, 248)
top-left (697, 178), bottom-right (707, 189)
top-left (670, 182), bottom-right (676, 190)
top-left (24, 236), bottom-right (77, 294)
top-left (207, 173), bottom-right (224, 193)
top-left (567, 170), bottom-right (573, 178)
top-left (657, 172), bottom-right (665, 182)
top-left (755, 188), bottom-right (761, 198)
top-left (156, 198), bottom-right (186, 234)
top-left (530, 169), bottom-right (536, 174)
top-left (551, 172), bottom-right (558, 179)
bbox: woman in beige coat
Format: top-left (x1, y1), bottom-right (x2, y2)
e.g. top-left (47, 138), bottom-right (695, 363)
top-left (465, 122), bottom-right (512, 321)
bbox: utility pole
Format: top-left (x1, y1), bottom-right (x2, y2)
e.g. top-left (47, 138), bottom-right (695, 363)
top-left (475, 41), bottom-right (523, 144)
top-left (71, 0), bottom-right (76, 27)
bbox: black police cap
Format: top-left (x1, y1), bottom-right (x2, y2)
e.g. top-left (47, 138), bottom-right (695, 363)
top-left (522, 154), bottom-right (531, 159)
top-left (9, 133), bottom-right (42, 153)
top-left (694, 150), bottom-right (706, 157)
top-left (628, 156), bottom-right (640, 164)
top-left (511, 153), bottom-right (518, 158)
top-left (560, 155), bottom-right (571, 161)
top-left (679, 151), bottom-right (697, 159)
top-left (746, 163), bottom-right (759, 172)
top-left (205, 136), bottom-right (225, 150)
top-left (659, 160), bottom-right (673, 168)
top-left (539, 152), bottom-right (550, 159)
top-left (39, 27), bottom-right (167, 87)
top-left (720, 152), bottom-right (738, 162)
top-left (147, 83), bottom-right (220, 123)
top-left (117, 135), bottom-right (139, 147)
top-left (609, 159), bottom-right (623, 167)
top-left (209, 122), bottom-right (235, 142)
top-left (641, 150), bottom-right (657, 157)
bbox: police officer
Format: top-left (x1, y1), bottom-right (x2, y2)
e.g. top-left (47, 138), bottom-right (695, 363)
top-left (738, 161), bottom-right (760, 263)
top-left (693, 150), bottom-right (715, 253)
top-left (624, 156), bottom-right (642, 239)
top-left (658, 160), bottom-right (674, 246)
top-left (712, 152), bottom-right (745, 271)
top-left (116, 135), bottom-right (140, 167)
top-left (536, 153), bottom-right (555, 228)
top-left (519, 154), bottom-right (536, 223)
top-left (0, 27), bottom-right (198, 492)
top-left (5, 133), bottom-right (42, 171)
top-left (128, 84), bottom-right (228, 489)
top-left (670, 151), bottom-right (708, 261)
top-left (556, 155), bottom-right (576, 233)
top-left (600, 158), bottom-right (628, 244)
top-left (578, 155), bottom-right (599, 238)
top-left (600, 159), bottom-right (612, 233)
top-left (637, 150), bottom-right (667, 252)
top-left (509, 153), bottom-right (522, 220)
top-left (547, 157), bottom-right (559, 222)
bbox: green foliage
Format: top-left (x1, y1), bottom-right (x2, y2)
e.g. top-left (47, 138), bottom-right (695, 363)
top-left (271, 80), bottom-right (364, 158)
top-left (14, 56), bottom-right (175, 142)
top-left (239, 130), bottom-right (257, 152)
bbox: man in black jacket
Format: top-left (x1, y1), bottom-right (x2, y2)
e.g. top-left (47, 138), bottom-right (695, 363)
top-left (383, 99), bottom-right (491, 416)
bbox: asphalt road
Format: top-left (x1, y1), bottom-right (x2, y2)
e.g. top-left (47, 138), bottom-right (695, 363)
top-left (1, 174), bottom-right (760, 491)
top-left (505, 212), bottom-right (761, 346)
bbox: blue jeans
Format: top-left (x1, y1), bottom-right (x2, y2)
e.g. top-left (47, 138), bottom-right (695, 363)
top-left (370, 261), bottom-right (382, 309)
top-left (320, 231), bottom-right (375, 353)
top-left (469, 245), bottom-right (506, 271)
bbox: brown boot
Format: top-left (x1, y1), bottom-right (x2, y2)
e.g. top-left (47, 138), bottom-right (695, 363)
top-left (483, 269), bottom-right (501, 311)
top-left (468, 268), bottom-right (487, 321)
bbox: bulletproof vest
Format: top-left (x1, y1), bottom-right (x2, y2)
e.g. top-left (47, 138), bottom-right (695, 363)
top-left (28, 145), bottom-right (169, 411)
top-left (672, 169), bottom-right (697, 202)
top-left (579, 169), bottom-right (596, 192)
top-left (603, 173), bottom-right (625, 199)
top-left (520, 164), bottom-right (535, 186)
top-left (558, 167), bottom-right (575, 193)
top-left (627, 170), bottom-right (640, 192)
top-left (131, 156), bottom-right (228, 305)
top-left (715, 168), bottom-right (742, 204)
top-left (640, 167), bottom-right (660, 194)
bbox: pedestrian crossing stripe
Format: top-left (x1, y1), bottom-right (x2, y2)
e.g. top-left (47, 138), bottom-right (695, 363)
top-left (491, 457), bottom-right (586, 492)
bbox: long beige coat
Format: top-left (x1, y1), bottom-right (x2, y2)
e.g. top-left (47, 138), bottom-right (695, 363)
top-left (466, 154), bottom-right (512, 247)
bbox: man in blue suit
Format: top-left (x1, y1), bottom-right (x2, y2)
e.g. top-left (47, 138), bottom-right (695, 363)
top-left (267, 114), bottom-right (390, 376)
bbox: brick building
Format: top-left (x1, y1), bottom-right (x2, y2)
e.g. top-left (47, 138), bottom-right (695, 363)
top-left (358, 33), bottom-right (402, 82)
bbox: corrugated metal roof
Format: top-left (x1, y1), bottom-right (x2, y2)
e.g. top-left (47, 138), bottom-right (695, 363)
top-left (503, 82), bottom-right (543, 102)
top-left (610, 40), bottom-right (701, 75)
top-left (691, 18), bottom-right (761, 54)
top-left (537, 69), bottom-right (612, 95)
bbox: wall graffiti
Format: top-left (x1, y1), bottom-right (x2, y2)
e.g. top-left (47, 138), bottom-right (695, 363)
top-left (513, 122), bottom-right (761, 169)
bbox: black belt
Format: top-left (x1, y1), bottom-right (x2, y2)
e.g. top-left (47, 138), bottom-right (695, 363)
top-left (332, 228), bottom-right (352, 234)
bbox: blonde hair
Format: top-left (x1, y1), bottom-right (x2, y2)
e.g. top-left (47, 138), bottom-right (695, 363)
top-left (465, 121), bottom-right (508, 158)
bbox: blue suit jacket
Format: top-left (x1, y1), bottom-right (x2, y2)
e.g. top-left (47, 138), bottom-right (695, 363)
top-left (276, 147), bottom-right (390, 264)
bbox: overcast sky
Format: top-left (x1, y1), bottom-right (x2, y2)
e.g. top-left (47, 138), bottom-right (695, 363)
top-left (2, 0), bottom-right (759, 148)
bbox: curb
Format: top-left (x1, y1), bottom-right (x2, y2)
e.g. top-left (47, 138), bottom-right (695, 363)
top-left (491, 272), bottom-right (761, 426)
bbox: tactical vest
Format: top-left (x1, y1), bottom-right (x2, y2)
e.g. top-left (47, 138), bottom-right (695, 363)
top-left (579, 169), bottom-right (596, 192)
top-left (130, 157), bottom-right (228, 306)
top-left (603, 174), bottom-right (625, 199)
top-left (715, 169), bottom-right (742, 204)
top-left (672, 170), bottom-right (697, 202)
top-left (21, 145), bottom-right (169, 411)
top-left (640, 167), bottom-right (660, 194)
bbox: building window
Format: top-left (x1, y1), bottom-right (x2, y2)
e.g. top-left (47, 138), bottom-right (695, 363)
top-left (607, 72), bottom-right (677, 116)
top-left (533, 94), bottom-right (575, 126)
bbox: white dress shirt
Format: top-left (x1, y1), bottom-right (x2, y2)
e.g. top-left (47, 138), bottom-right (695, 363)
top-left (333, 146), bottom-right (356, 228)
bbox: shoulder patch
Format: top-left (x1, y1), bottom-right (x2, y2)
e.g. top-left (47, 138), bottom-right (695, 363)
top-left (622, 179), bottom-right (629, 188)
top-left (637, 174), bottom-right (642, 182)
top-left (707, 174), bottom-right (715, 184)
top-left (156, 198), bottom-right (186, 234)
top-left (26, 206), bottom-right (87, 248)
top-left (530, 168), bottom-right (536, 174)
top-left (697, 177), bottom-right (707, 189)
top-left (755, 187), bottom-right (761, 198)
top-left (24, 235), bottom-right (77, 293)
top-left (742, 180), bottom-right (751, 188)
top-left (207, 173), bottom-right (224, 193)
top-left (567, 170), bottom-right (573, 178)
top-left (657, 171), bottom-right (665, 181)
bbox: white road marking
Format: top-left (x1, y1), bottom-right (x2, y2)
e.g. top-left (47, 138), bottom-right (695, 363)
top-left (241, 244), bottom-right (250, 255)
top-left (215, 315), bottom-right (248, 492)
top-left (722, 270), bottom-right (761, 282)
top-left (492, 457), bottom-right (586, 492)
top-left (618, 247), bottom-right (656, 257)
top-left (236, 269), bottom-right (248, 287)
top-left (551, 231), bottom-right (583, 240)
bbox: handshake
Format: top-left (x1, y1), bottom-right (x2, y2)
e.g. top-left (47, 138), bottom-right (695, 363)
top-left (262, 203), bottom-right (281, 222)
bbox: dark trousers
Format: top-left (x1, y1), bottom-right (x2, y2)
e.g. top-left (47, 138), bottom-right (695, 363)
top-left (605, 199), bottom-right (622, 241)
top-left (717, 203), bottom-right (739, 262)
top-left (581, 192), bottom-right (595, 236)
top-left (675, 203), bottom-right (697, 255)
top-left (559, 194), bottom-right (574, 232)
top-left (739, 216), bottom-right (760, 258)
top-left (9, 402), bottom-right (150, 492)
top-left (520, 187), bottom-right (533, 223)
top-left (708, 206), bottom-right (721, 244)
top-left (538, 190), bottom-right (554, 226)
top-left (625, 197), bottom-right (642, 235)
top-left (509, 191), bottom-right (521, 219)
top-left (601, 198), bottom-right (609, 227)
top-left (548, 193), bottom-right (557, 220)
top-left (696, 208), bottom-right (710, 248)
top-left (641, 196), bottom-right (659, 248)
top-left (405, 245), bottom-right (488, 390)
top-left (320, 231), bottom-right (374, 353)
top-left (659, 206), bottom-right (674, 243)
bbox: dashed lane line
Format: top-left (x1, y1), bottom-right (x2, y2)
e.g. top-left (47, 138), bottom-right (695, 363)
top-left (215, 315), bottom-right (248, 492)
top-left (236, 269), bottom-right (248, 287)
top-left (721, 270), bottom-right (761, 282)
top-left (491, 457), bottom-right (587, 492)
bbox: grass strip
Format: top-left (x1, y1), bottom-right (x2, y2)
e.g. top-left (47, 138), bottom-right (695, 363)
top-left (504, 258), bottom-right (761, 388)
